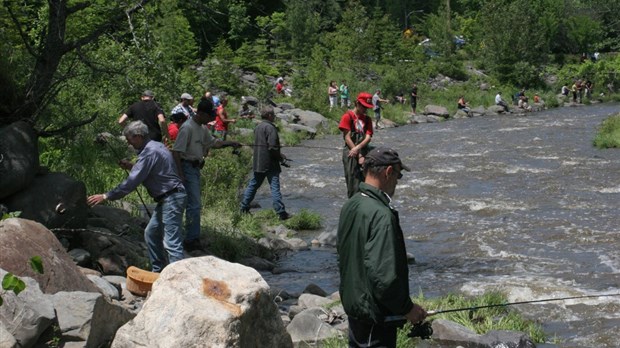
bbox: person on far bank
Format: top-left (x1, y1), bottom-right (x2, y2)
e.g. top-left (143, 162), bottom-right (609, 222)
top-left (339, 80), bottom-right (350, 108)
top-left (372, 89), bottom-right (390, 128)
top-left (495, 91), bottom-right (510, 113)
top-left (328, 80), bottom-right (338, 111)
top-left (337, 147), bottom-right (427, 348)
top-left (172, 108), bottom-right (241, 252)
top-left (87, 121), bottom-right (186, 273)
top-left (171, 93), bottom-right (196, 120)
top-left (410, 83), bottom-right (418, 115)
top-left (240, 107), bottom-right (290, 220)
top-left (457, 95), bottom-right (471, 114)
top-left (339, 92), bottom-right (374, 198)
top-left (118, 90), bottom-right (168, 143)
top-left (213, 94), bottom-right (236, 140)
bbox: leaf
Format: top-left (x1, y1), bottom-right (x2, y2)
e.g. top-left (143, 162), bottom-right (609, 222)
top-left (0, 294), bottom-right (3, 306)
top-left (2, 273), bottom-right (26, 296)
top-left (29, 256), bottom-right (44, 274)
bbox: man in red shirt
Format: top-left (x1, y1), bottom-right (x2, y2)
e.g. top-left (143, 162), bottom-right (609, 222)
top-left (339, 92), bottom-right (374, 198)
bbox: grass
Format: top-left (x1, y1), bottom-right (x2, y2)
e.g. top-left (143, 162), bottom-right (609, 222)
top-left (319, 291), bottom-right (547, 347)
top-left (594, 113), bottom-right (620, 148)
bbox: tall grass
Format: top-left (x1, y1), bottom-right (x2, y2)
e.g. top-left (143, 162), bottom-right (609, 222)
top-left (593, 113), bottom-right (620, 148)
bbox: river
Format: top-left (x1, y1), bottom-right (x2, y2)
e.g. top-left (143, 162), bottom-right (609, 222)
top-left (257, 103), bottom-right (620, 347)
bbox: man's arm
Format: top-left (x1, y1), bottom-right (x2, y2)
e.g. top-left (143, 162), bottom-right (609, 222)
top-left (158, 113), bottom-right (169, 142)
top-left (118, 114), bottom-right (129, 127)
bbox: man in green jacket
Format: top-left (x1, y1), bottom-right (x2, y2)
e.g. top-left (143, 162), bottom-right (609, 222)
top-left (337, 147), bottom-right (427, 348)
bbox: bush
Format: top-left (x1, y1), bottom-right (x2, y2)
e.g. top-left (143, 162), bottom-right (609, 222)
top-left (594, 114), bottom-right (620, 148)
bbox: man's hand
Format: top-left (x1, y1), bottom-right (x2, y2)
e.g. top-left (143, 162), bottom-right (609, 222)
top-left (87, 194), bottom-right (106, 207)
top-left (119, 159), bottom-right (133, 170)
top-left (405, 303), bottom-right (427, 324)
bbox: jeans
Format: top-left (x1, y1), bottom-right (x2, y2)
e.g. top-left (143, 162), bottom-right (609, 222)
top-left (144, 190), bottom-right (186, 272)
top-left (240, 170), bottom-right (285, 214)
top-left (182, 161), bottom-right (202, 242)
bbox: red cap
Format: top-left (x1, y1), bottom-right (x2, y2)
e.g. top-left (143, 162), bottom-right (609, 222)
top-left (356, 92), bottom-right (373, 108)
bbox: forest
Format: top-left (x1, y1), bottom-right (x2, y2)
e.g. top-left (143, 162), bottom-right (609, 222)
top-left (1, 0), bottom-right (619, 211)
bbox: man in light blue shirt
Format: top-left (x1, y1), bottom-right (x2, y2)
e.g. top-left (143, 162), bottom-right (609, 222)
top-left (87, 121), bottom-right (186, 272)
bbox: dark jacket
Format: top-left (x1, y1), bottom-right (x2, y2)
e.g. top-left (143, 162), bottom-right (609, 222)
top-left (337, 182), bottom-right (414, 323)
top-left (252, 119), bottom-right (281, 173)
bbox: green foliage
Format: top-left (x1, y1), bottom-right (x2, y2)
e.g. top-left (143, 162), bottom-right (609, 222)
top-left (2, 273), bottom-right (25, 296)
top-left (284, 209), bottom-right (322, 230)
top-left (594, 114), bottom-right (620, 148)
top-left (1, 211), bottom-right (21, 220)
top-left (29, 256), bottom-right (44, 274)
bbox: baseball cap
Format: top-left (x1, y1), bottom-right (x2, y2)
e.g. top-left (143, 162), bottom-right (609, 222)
top-left (142, 90), bottom-right (154, 97)
top-left (356, 92), bottom-right (373, 108)
top-left (181, 93), bottom-right (193, 100)
top-left (365, 147), bottom-right (410, 171)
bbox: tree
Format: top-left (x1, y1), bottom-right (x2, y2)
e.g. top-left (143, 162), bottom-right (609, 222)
top-left (0, 0), bottom-right (152, 127)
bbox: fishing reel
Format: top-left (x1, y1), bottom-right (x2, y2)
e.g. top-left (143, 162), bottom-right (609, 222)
top-left (280, 158), bottom-right (291, 168)
top-left (408, 321), bottom-right (433, 340)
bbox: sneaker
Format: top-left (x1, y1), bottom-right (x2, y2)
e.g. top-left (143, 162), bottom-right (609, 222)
top-left (278, 212), bottom-right (291, 221)
top-left (183, 239), bottom-right (204, 252)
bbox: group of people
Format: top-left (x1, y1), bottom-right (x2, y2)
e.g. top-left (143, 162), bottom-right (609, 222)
top-left (95, 87), bottom-right (426, 348)
top-left (88, 89), bottom-right (290, 273)
top-left (561, 79), bottom-right (594, 103)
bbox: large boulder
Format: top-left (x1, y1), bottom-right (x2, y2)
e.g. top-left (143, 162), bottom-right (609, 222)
top-left (111, 256), bottom-right (293, 348)
top-left (0, 121), bottom-right (39, 199)
top-left (0, 218), bottom-right (99, 294)
top-left (284, 109), bottom-right (328, 129)
top-left (3, 172), bottom-right (88, 228)
top-left (423, 105), bottom-right (450, 118)
top-left (0, 269), bottom-right (55, 347)
top-left (286, 308), bottom-right (343, 346)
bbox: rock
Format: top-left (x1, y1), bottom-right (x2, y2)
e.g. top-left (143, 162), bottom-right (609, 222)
top-left (278, 103), bottom-right (295, 111)
top-left (453, 109), bottom-right (470, 119)
top-left (111, 256), bottom-right (292, 348)
top-left (0, 121), bottom-right (39, 200)
top-left (0, 322), bottom-right (18, 348)
top-left (286, 308), bottom-right (342, 346)
top-left (52, 291), bottom-right (135, 347)
top-left (410, 115), bottom-right (429, 124)
top-left (0, 269), bottom-right (55, 347)
top-left (259, 234), bottom-right (293, 251)
top-left (284, 109), bottom-right (328, 129)
top-left (241, 96), bottom-right (259, 106)
top-left (302, 283), bottom-right (328, 297)
top-left (424, 105), bottom-right (450, 117)
top-left (470, 106), bottom-right (486, 117)
top-left (87, 205), bottom-right (146, 236)
top-left (287, 124), bottom-right (317, 138)
top-left (297, 293), bottom-right (333, 309)
top-left (480, 83), bottom-right (491, 91)
top-left (316, 229), bottom-right (337, 246)
top-left (487, 105), bottom-right (507, 114)
top-left (0, 218), bottom-right (99, 294)
top-left (69, 248), bottom-right (91, 267)
top-left (284, 237), bottom-right (309, 251)
top-left (426, 115), bottom-right (445, 123)
top-left (239, 256), bottom-right (275, 272)
top-left (78, 228), bottom-right (149, 276)
top-left (3, 172), bottom-right (89, 228)
top-left (86, 275), bottom-right (120, 300)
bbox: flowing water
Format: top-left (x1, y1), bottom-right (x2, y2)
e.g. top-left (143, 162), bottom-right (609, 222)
top-left (257, 103), bottom-right (620, 347)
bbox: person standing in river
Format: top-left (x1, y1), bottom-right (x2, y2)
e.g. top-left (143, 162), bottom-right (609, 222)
top-left (337, 147), bottom-right (427, 348)
top-left (339, 92), bottom-right (374, 198)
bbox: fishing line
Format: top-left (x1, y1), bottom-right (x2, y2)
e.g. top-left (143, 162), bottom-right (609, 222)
top-left (426, 293), bottom-right (620, 316)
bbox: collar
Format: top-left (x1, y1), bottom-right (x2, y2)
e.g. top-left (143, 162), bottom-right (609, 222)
top-left (358, 182), bottom-right (394, 209)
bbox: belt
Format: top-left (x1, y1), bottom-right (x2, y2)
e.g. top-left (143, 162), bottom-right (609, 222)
top-left (182, 158), bottom-right (204, 168)
top-left (154, 187), bottom-right (184, 203)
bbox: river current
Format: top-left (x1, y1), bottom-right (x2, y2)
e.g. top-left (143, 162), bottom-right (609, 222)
top-left (257, 103), bottom-right (620, 347)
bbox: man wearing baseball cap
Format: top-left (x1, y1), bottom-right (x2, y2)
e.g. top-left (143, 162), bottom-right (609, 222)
top-left (338, 92), bottom-right (375, 198)
top-left (118, 90), bottom-right (168, 143)
top-left (337, 147), bottom-right (427, 348)
top-left (170, 92), bottom-right (196, 124)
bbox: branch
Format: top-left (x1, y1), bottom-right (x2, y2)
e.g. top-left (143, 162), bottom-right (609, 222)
top-left (37, 112), bottom-right (98, 137)
top-left (64, 0), bottom-right (151, 53)
top-left (3, 1), bottom-right (39, 58)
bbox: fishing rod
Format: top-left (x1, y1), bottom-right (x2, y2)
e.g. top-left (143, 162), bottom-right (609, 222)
top-left (96, 133), bottom-right (152, 218)
top-left (408, 293), bottom-right (620, 339)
